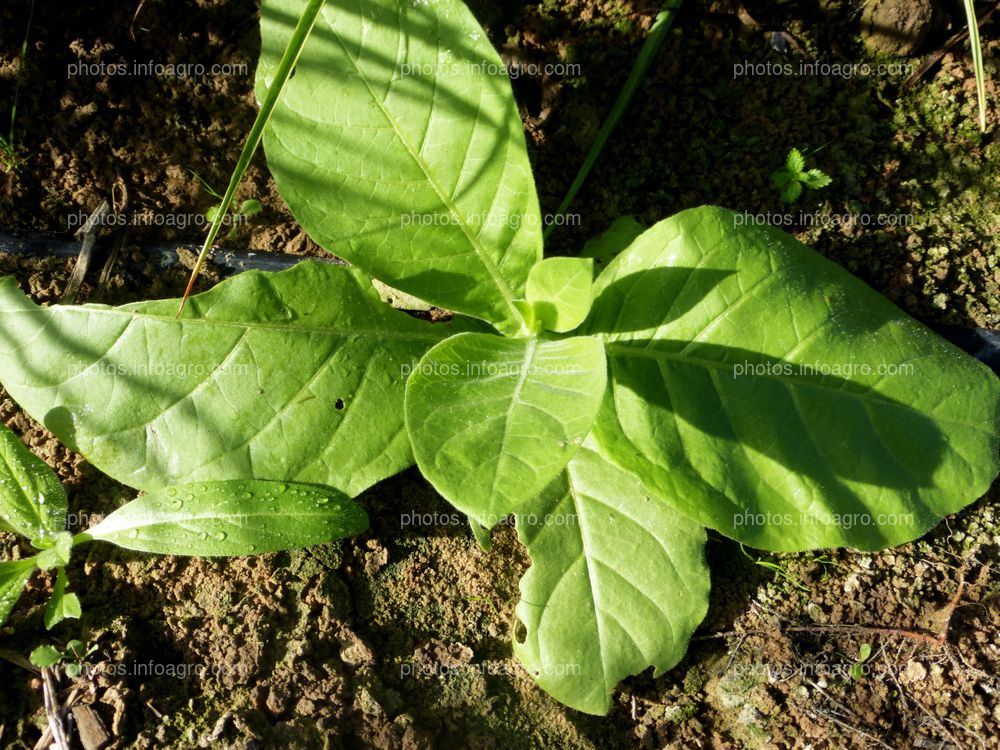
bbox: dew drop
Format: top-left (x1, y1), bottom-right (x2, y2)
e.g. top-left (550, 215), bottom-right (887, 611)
top-left (184, 494), bottom-right (194, 502)
top-left (198, 531), bottom-right (209, 540)
top-left (214, 531), bottom-right (228, 542)
top-left (276, 484), bottom-right (288, 494)
top-left (128, 529), bottom-right (139, 540)
top-left (167, 488), bottom-right (178, 497)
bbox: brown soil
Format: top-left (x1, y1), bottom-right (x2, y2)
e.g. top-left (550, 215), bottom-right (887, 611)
top-left (1, 1), bottom-right (998, 749)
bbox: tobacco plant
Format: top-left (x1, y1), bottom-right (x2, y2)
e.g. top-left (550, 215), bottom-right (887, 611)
top-left (0, 0), bottom-right (997, 715)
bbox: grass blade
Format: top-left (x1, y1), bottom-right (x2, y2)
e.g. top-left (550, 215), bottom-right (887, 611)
top-left (963, 0), bottom-right (988, 132)
top-left (177, 0), bottom-right (326, 315)
top-left (545, 1), bottom-right (683, 241)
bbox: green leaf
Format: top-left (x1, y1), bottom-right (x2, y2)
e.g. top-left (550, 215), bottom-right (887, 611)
top-left (29, 645), bottom-right (62, 668)
top-left (80, 480), bottom-right (368, 556)
top-left (514, 442), bottom-right (710, 715)
top-left (205, 204), bottom-right (221, 223)
top-left (405, 333), bottom-right (607, 528)
top-left (770, 170), bottom-right (792, 189)
top-left (44, 568), bottom-right (81, 629)
top-left (580, 216), bottom-right (646, 270)
top-left (801, 169), bottom-right (832, 189)
top-left (259, 0), bottom-right (542, 331)
top-left (585, 206), bottom-right (1000, 551)
top-left (34, 532), bottom-right (73, 571)
top-left (469, 518), bottom-right (492, 552)
top-left (0, 262), bottom-right (473, 497)
top-left (238, 199), bottom-right (263, 217)
top-left (525, 257), bottom-right (594, 333)
top-left (0, 423), bottom-right (67, 543)
top-left (858, 643), bottom-right (872, 662)
top-left (785, 147), bottom-right (805, 175)
top-left (780, 180), bottom-right (803, 204)
top-left (0, 558), bottom-right (35, 627)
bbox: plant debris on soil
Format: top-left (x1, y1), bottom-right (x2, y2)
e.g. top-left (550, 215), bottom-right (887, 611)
top-left (1, 1), bottom-right (998, 748)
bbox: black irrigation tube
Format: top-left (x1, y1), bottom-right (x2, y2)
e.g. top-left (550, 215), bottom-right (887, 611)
top-left (0, 229), bottom-right (347, 276)
top-left (1, 230), bottom-right (998, 374)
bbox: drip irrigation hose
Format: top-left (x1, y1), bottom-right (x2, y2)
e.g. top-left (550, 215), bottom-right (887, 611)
top-left (0, 230), bottom-right (997, 374)
top-left (0, 230), bottom-right (346, 276)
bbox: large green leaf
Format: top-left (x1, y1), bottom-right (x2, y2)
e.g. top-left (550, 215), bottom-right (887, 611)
top-left (0, 558), bottom-right (35, 627)
top-left (514, 442), bottom-right (710, 715)
top-left (0, 262), bottom-right (469, 497)
top-left (80, 480), bottom-right (368, 556)
top-left (259, 0), bottom-right (542, 332)
top-left (585, 205), bottom-right (1000, 551)
top-left (0, 423), bottom-right (66, 543)
top-left (405, 333), bottom-right (607, 528)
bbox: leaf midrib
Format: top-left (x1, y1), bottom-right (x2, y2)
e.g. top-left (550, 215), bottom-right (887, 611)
top-left (319, 5), bottom-right (525, 329)
top-left (14, 305), bottom-right (447, 343)
top-left (0, 444), bottom-right (49, 533)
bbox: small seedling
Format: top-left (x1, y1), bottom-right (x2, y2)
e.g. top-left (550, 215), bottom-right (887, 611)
top-left (771, 148), bottom-right (832, 203)
top-left (0, 0), bottom-right (35, 173)
top-left (849, 643), bottom-right (873, 680)
top-left (740, 544), bottom-right (809, 593)
top-left (189, 169), bottom-right (263, 239)
top-left (29, 640), bottom-right (96, 678)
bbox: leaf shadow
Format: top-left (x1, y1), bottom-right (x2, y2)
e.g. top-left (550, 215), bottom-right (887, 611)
top-left (585, 267), bottom-right (735, 334)
top-left (607, 338), bottom-right (951, 548)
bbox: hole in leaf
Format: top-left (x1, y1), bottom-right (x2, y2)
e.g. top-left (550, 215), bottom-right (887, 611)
top-left (514, 620), bottom-right (527, 644)
top-left (334, 398), bottom-right (345, 410)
